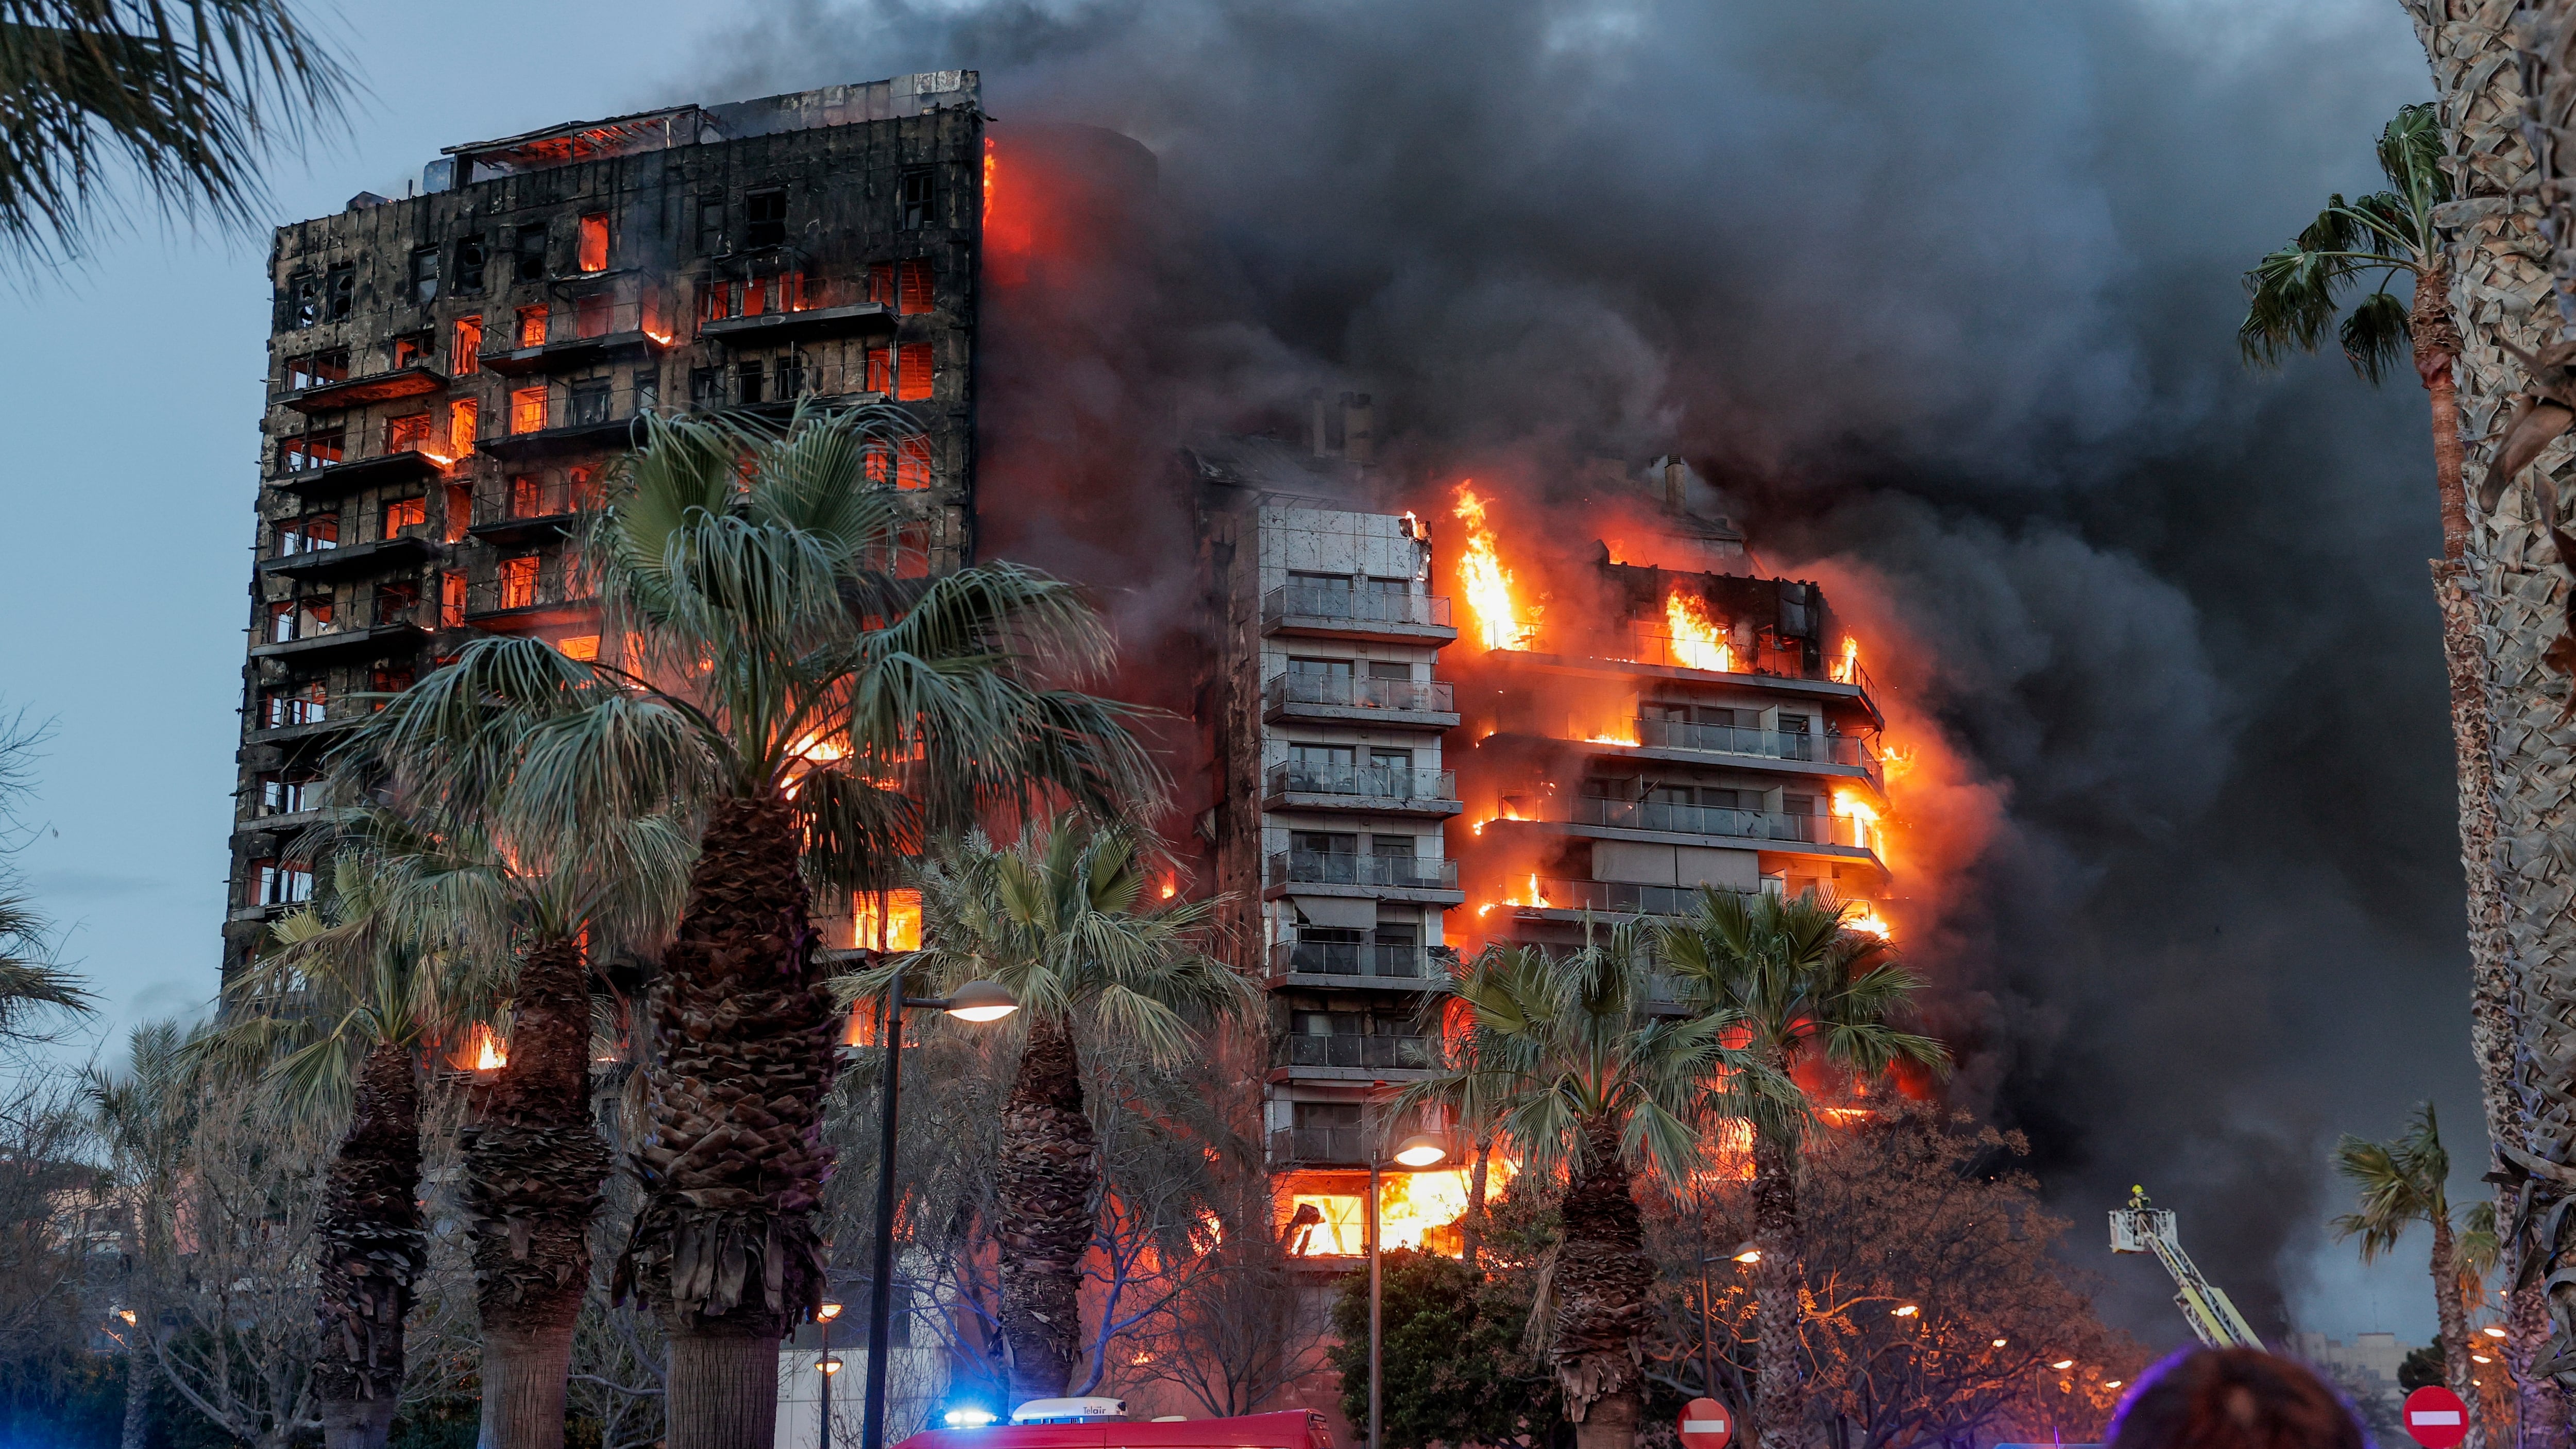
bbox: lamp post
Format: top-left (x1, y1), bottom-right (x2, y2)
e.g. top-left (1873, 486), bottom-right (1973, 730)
top-left (817, 1300), bottom-right (843, 1449)
top-left (859, 963), bottom-right (1018, 1449)
top-left (1368, 1128), bottom-right (1451, 1449)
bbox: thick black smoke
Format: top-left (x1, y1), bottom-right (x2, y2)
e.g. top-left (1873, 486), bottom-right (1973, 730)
top-left (703, 0), bottom-right (2478, 1340)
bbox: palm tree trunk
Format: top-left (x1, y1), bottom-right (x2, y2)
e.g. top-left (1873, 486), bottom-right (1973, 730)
top-left (2433, 1212), bottom-right (2479, 1439)
top-left (613, 794), bottom-right (839, 1449)
top-left (1751, 1128), bottom-right (1804, 1449)
top-left (1463, 1128), bottom-right (1490, 1271)
top-left (119, 1325), bottom-right (154, 1449)
top-left (995, 1010), bottom-right (1096, 1404)
top-left (467, 934), bottom-right (612, 1449)
top-left (1549, 1113), bottom-right (1654, 1449)
top-left (314, 1039), bottom-right (426, 1449)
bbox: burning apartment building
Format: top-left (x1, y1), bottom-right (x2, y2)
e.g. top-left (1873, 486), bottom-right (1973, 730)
top-left (224, 73), bottom-right (985, 978)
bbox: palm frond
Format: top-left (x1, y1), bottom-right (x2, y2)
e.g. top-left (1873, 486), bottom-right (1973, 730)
top-left (2340, 287), bottom-right (2412, 385)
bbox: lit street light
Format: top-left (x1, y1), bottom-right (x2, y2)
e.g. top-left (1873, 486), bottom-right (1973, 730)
top-left (1369, 1128), bottom-right (1450, 1449)
top-left (858, 959), bottom-right (1018, 1449)
top-left (817, 1300), bottom-right (844, 1449)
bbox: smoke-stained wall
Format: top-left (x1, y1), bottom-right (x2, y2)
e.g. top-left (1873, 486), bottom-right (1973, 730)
top-left (700, 0), bottom-right (2476, 1341)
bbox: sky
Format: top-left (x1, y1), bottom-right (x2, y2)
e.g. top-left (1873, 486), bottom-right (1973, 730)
top-left (0, 0), bottom-right (2487, 1350)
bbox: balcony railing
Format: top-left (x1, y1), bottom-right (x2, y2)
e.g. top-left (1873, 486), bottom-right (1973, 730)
top-left (1262, 585), bottom-right (1453, 632)
top-left (466, 570), bottom-right (599, 618)
top-left (1268, 941), bottom-right (1431, 979)
top-left (1526, 878), bottom-right (1704, 917)
top-left (1268, 1127), bottom-right (1369, 1165)
top-left (1561, 797), bottom-right (1874, 850)
top-left (1274, 1034), bottom-right (1432, 1071)
top-left (1633, 718), bottom-right (1879, 780)
top-left (1264, 763), bottom-right (1457, 802)
top-left (1264, 674), bottom-right (1455, 715)
top-left (1265, 852), bottom-right (1460, 891)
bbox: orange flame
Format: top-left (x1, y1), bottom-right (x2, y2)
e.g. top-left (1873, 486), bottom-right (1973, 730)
top-left (1833, 636), bottom-right (1861, 684)
top-left (1833, 792), bottom-right (1882, 856)
top-left (1665, 588), bottom-right (1733, 673)
top-left (462, 1025), bottom-right (507, 1071)
top-left (1842, 902), bottom-right (1892, 939)
top-left (1453, 482), bottom-right (1537, 652)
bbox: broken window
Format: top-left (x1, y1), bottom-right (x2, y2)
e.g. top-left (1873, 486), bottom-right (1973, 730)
top-left (510, 386), bottom-right (547, 434)
top-left (635, 370), bottom-right (658, 415)
top-left (325, 264), bottom-right (354, 321)
top-left (374, 579), bottom-right (421, 624)
top-left (444, 484), bottom-right (472, 542)
top-left (557, 635), bottom-right (600, 661)
top-left (454, 234), bottom-right (488, 292)
top-left (574, 293), bottom-right (611, 339)
top-left (499, 555), bottom-right (539, 611)
top-left (896, 342), bottom-right (933, 401)
top-left (568, 379), bottom-right (611, 426)
top-left (896, 436), bottom-right (930, 490)
top-left (899, 167), bottom-right (934, 230)
top-left (697, 196), bottom-right (725, 254)
top-left (775, 352), bottom-right (806, 399)
top-left (449, 398), bottom-right (478, 452)
top-left (368, 664), bottom-right (415, 699)
top-left (578, 212), bottom-right (609, 272)
top-left (867, 262), bottom-right (894, 308)
top-left (281, 430), bottom-right (344, 471)
top-left (700, 283), bottom-right (728, 323)
top-left (409, 246), bottom-right (440, 304)
top-left (276, 514), bottom-right (337, 555)
top-left (568, 466), bottom-right (602, 512)
top-left (384, 497), bottom-right (428, 534)
top-left (516, 304), bottom-right (548, 349)
top-left (514, 223), bottom-right (548, 282)
top-left (440, 571), bottom-right (467, 627)
top-left (733, 359), bottom-right (764, 405)
top-left (451, 316), bottom-right (482, 374)
top-left (865, 346), bottom-right (891, 395)
top-left (511, 474), bottom-right (543, 518)
top-left (286, 349), bottom-right (348, 390)
top-left (262, 681), bottom-right (327, 728)
top-left (690, 366), bottom-right (723, 407)
top-left (257, 773), bottom-right (315, 815)
top-left (268, 596), bottom-right (331, 642)
top-left (286, 272), bottom-right (321, 329)
top-left (252, 858), bottom-right (315, 907)
top-left (897, 258), bottom-right (933, 315)
top-left (393, 332), bottom-right (431, 369)
top-left (387, 413), bottom-right (432, 454)
top-left (745, 189), bottom-right (788, 248)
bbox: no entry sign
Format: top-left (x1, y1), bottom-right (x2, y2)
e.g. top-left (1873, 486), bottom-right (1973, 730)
top-left (2403, 1386), bottom-right (2469, 1449)
top-left (1679, 1398), bottom-right (1735, 1449)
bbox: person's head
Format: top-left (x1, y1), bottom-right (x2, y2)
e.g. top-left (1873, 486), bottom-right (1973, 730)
top-left (2108, 1349), bottom-right (2364, 1449)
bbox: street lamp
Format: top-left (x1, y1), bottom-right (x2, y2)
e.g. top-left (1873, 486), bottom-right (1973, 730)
top-left (817, 1300), bottom-right (844, 1449)
top-left (1369, 1129), bottom-right (1450, 1449)
top-left (859, 962), bottom-right (1019, 1449)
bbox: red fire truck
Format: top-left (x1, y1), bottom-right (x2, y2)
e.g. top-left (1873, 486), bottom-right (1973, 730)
top-left (896, 1401), bottom-right (1332, 1449)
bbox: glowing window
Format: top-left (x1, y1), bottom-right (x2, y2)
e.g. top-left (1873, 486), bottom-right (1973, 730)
top-left (896, 437), bottom-right (931, 491)
top-left (578, 212), bottom-right (609, 272)
top-left (575, 293), bottom-right (611, 339)
top-left (516, 305), bottom-right (548, 349)
top-left (558, 635), bottom-right (600, 661)
top-left (384, 497), bottom-right (427, 533)
top-left (443, 485), bottom-right (472, 543)
top-left (499, 556), bottom-right (539, 611)
top-left (865, 347), bottom-right (892, 395)
top-left (510, 387), bottom-right (548, 435)
top-left (851, 890), bottom-right (922, 951)
top-left (451, 316), bottom-right (482, 374)
top-left (897, 259), bottom-right (933, 315)
top-left (450, 398), bottom-right (478, 452)
top-left (896, 343), bottom-right (932, 401)
top-left (387, 414), bottom-right (432, 453)
top-left (439, 571), bottom-right (467, 628)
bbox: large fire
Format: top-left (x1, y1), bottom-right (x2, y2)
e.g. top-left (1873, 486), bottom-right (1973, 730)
top-left (458, 1024), bottom-right (507, 1072)
top-left (1453, 483), bottom-right (1538, 652)
top-left (1284, 1155), bottom-right (1520, 1257)
top-left (1665, 587), bottom-right (1733, 672)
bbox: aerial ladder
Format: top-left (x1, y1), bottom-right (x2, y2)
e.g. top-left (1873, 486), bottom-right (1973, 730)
top-left (2109, 1186), bottom-right (2265, 1349)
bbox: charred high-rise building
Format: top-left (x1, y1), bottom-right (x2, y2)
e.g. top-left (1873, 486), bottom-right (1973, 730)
top-left (222, 74), bottom-right (985, 977)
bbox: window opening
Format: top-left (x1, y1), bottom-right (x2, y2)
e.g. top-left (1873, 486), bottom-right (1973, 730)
top-left (514, 224), bottom-right (548, 282)
top-left (369, 665), bottom-right (416, 700)
top-left (449, 398), bottom-right (478, 453)
top-left (897, 258), bottom-right (933, 315)
top-left (510, 387), bottom-right (548, 434)
top-left (499, 556), bottom-right (539, 611)
top-left (384, 496), bottom-right (427, 534)
top-left (276, 514), bottom-right (337, 555)
top-left (516, 304), bottom-right (548, 349)
top-left (325, 265), bottom-right (354, 321)
top-left (865, 346), bottom-right (891, 395)
top-left (409, 246), bottom-right (440, 305)
top-left (745, 189), bottom-right (788, 248)
top-left (896, 342), bottom-right (932, 401)
top-left (898, 168), bottom-right (934, 229)
top-left (262, 681), bottom-right (327, 728)
top-left (253, 859), bottom-right (314, 907)
top-left (569, 466), bottom-right (601, 512)
top-left (896, 436), bottom-right (930, 490)
top-left (444, 485), bottom-right (471, 542)
top-left (577, 212), bottom-right (609, 272)
top-left (568, 379), bottom-right (611, 426)
top-left (510, 474), bottom-right (543, 518)
top-left (387, 414), bottom-right (432, 454)
top-left (286, 272), bottom-right (320, 329)
top-left (440, 571), bottom-right (467, 627)
top-left (451, 316), bottom-right (482, 374)
top-left (454, 234), bottom-right (487, 292)
top-left (733, 359), bottom-right (764, 405)
top-left (286, 349), bottom-right (348, 390)
top-left (574, 293), bottom-right (611, 339)
top-left (558, 635), bottom-right (600, 661)
top-left (375, 579), bottom-right (421, 624)
top-left (697, 196), bottom-right (725, 254)
top-left (393, 332), bottom-right (431, 369)
top-left (775, 352), bottom-right (806, 399)
top-left (258, 773), bottom-right (316, 815)
top-left (690, 366), bottom-right (723, 407)
top-left (281, 430), bottom-right (344, 471)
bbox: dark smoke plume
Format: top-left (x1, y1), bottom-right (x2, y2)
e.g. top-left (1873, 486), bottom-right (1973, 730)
top-left (702, 0), bottom-right (2477, 1340)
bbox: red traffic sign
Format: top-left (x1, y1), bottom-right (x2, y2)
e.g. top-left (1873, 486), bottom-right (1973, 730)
top-left (2403, 1386), bottom-right (2469, 1449)
top-left (1679, 1398), bottom-right (1736, 1449)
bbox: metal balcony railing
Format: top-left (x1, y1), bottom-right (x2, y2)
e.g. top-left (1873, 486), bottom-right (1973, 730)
top-left (1562, 797), bottom-right (1874, 850)
top-left (1264, 674), bottom-right (1455, 715)
top-left (1264, 763), bottom-right (1457, 802)
top-left (1262, 586), bottom-right (1453, 632)
top-left (1273, 1034), bottom-right (1432, 1071)
top-left (1528, 878), bottom-right (1703, 917)
top-left (1265, 852), bottom-right (1460, 891)
top-left (1268, 1127), bottom-right (1369, 1165)
top-left (1633, 718), bottom-right (1879, 780)
top-left (1268, 941), bottom-right (1431, 979)
top-left (257, 584), bottom-right (439, 644)
top-left (485, 298), bottom-right (664, 357)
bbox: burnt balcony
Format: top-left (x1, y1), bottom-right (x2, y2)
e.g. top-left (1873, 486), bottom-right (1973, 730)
top-left (1558, 796), bottom-right (1876, 853)
top-left (465, 571), bottom-right (598, 625)
top-left (482, 298), bottom-right (670, 376)
top-left (257, 535), bottom-right (440, 584)
top-left (1262, 674), bottom-right (1457, 728)
top-left (1266, 941), bottom-right (1434, 984)
top-left (1262, 762), bottom-right (1461, 817)
top-left (269, 418), bottom-right (452, 501)
top-left (1267, 1127), bottom-right (1369, 1167)
top-left (1264, 851), bottom-right (1461, 897)
top-left (468, 474), bottom-right (604, 546)
top-left (1272, 1033), bottom-right (1433, 1075)
top-left (248, 590), bottom-right (435, 664)
top-left (1631, 717), bottom-right (1882, 786)
top-left (1261, 585), bottom-right (1458, 644)
top-left (479, 380), bottom-right (653, 461)
top-left (280, 363), bottom-right (448, 415)
top-left (699, 300), bottom-right (895, 345)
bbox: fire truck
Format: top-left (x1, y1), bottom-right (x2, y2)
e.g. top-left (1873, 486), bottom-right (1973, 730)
top-left (897, 1401), bottom-right (1334, 1449)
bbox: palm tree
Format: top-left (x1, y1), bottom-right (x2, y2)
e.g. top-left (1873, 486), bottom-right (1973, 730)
top-left (0, 0), bottom-right (351, 263)
top-left (306, 801), bottom-right (692, 1449)
top-left (85, 1022), bottom-right (200, 1449)
top-left (1397, 926), bottom-right (1750, 1449)
top-left (2333, 1103), bottom-right (2478, 1440)
top-left (198, 859), bottom-right (499, 1449)
top-left (1653, 890), bottom-right (1949, 1449)
top-left (360, 403), bottom-right (1158, 1449)
top-left (861, 814), bottom-right (1253, 1403)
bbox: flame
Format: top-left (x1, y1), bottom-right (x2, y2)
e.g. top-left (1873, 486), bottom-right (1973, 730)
top-left (461, 1024), bottom-right (507, 1071)
top-left (851, 890), bottom-right (922, 952)
top-left (1283, 1155), bottom-right (1519, 1256)
top-left (1878, 742), bottom-right (1914, 782)
top-left (1587, 729), bottom-right (1639, 746)
top-left (1833, 636), bottom-right (1861, 684)
top-left (1665, 588), bottom-right (1733, 672)
top-left (1453, 482), bottom-right (1537, 652)
top-left (1159, 877), bottom-right (1178, 900)
top-left (644, 328), bottom-right (674, 346)
top-left (1842, 902), bottom-right (1892, 939)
